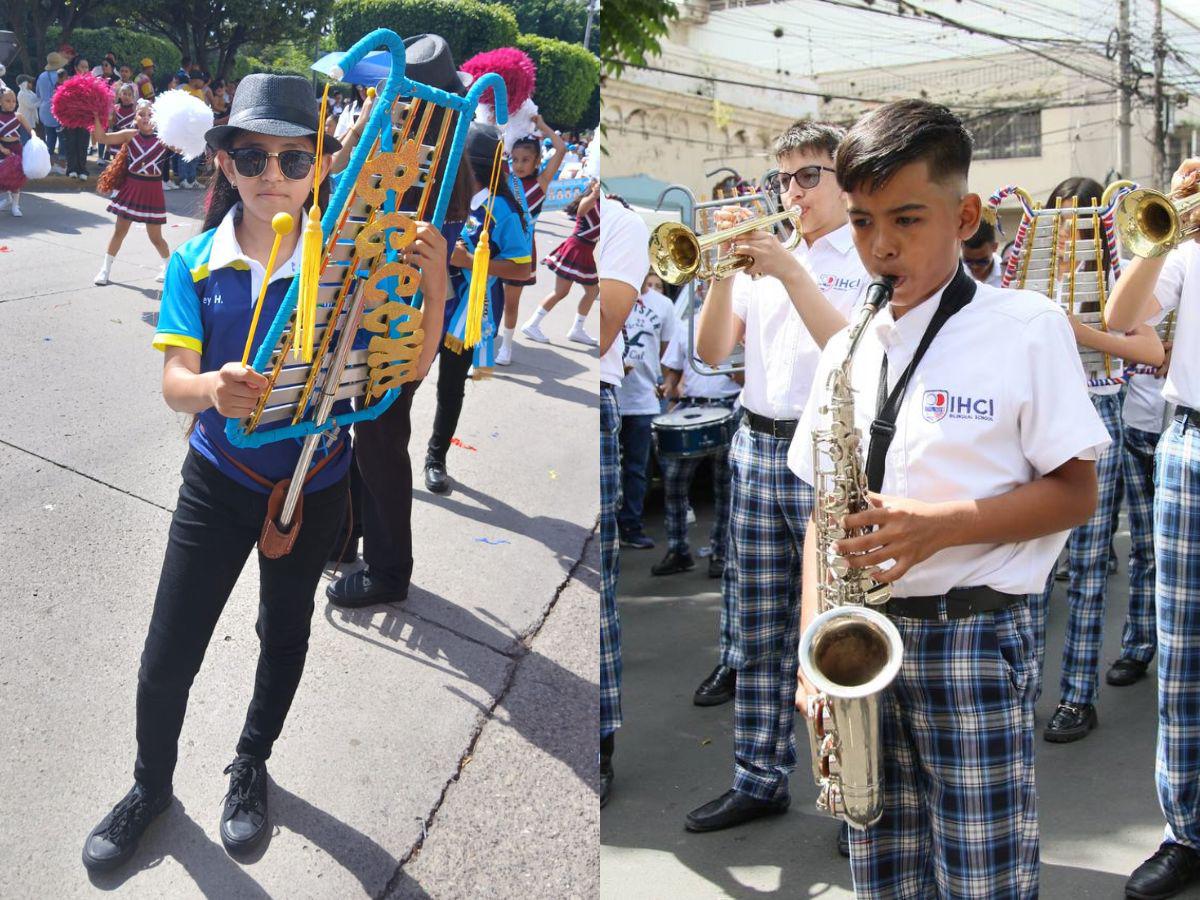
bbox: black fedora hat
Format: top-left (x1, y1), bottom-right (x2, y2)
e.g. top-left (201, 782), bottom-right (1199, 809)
top-left (404, 34), bottom-right (471, 96)
top-left (205, 73), bottom-right (341, 152)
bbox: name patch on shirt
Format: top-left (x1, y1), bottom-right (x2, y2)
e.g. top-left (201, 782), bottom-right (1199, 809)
top-left (820, 274), bottom-right (862, 292)
top-left (922, 389), bottom-right (994, 423)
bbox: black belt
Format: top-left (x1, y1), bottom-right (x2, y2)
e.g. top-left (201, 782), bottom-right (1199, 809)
top-left (1175, 405), bottom-right (1200, 429)
top-left (683, 396), bottom-right (735, 407)
top-left (743, 410), bottom-right (798, 439)
top-left (883, 586), bottom-right (1025, 620)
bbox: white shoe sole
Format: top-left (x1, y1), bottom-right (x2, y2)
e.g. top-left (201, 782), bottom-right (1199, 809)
top-left (94, 275), bottom-right (109, 285)
top-left (567, 332), bottom-right (599, 347)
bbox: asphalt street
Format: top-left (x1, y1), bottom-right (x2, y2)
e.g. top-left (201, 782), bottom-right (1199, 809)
top-left (0, 175), bottom-right (599, 898)
top-left (601, 468), bottom-right (1200, 899)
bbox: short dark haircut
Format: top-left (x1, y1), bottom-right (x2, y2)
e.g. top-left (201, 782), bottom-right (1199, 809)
top-left (963, 220), bottom-right (996, 248)
top-left (835, 100), bottom-right (972, 194)
top-left (773, 121), bottom-right (844, 162)
top-left (1046, 176), bottom-right (1111, 273)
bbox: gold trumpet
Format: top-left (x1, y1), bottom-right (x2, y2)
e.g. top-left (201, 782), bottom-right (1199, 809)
top-left (1115, 173), bottom-right (1200, 258)
top-left (649, 208), bottom-right (803, 285)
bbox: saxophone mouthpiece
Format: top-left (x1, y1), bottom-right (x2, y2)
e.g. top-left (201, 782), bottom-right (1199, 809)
top-left (865, 275), bottom-right (897, 311)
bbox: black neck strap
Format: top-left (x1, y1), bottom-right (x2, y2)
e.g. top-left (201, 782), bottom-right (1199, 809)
top-left (865, 265), bottom-right (977, 493)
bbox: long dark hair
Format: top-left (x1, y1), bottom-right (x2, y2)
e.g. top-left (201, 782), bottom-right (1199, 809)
top-left (468, 156), bottom-right (529, 232)
top-left (1046, 176), bottom-right (1112, 275)
top-left (201, 136), bottom-right (330, 233)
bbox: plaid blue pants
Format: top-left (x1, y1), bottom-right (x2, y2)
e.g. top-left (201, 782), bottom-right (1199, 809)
top-left (726, 422), bottom-right (813, 799)
top-left (1035, 391), bottom-right (1124, 707)
top-left (1154, 418), bottom-right (1200, 848)
top-left (850, 603), bottom-right (1039, 899)
top-left (661, 404), bottom-right (734, 558)
top-left (600, 385), bottom-right (622, 738)
top-left (1119, 425), bottom-right (1160, 664)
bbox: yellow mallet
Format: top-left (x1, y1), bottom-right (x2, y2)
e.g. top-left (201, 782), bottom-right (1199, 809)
top-left (241, 211), bottom-right (295, 367)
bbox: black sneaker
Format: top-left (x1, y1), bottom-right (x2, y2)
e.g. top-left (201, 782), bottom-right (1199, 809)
top-left (619, 531), bottom-right (655, 550)
top-left (220, 755), bottom-right (269, 854)
top-left (707, 556), bottom-right (725, 579)
top-left (1127, 841), bottom-right (1200, 899)
top-left (82, 783), bottom-right (172, 872)
top-left (651, 549), bottom-right (695, 576)
top-left (326, 569), bottom-right (407, 608)
top-left (1043, 702), bottom-right (1098, 743)
top-left (424, 459), bottom-right (449, 494)
top-left (600, 733), bottom-right (614, 809)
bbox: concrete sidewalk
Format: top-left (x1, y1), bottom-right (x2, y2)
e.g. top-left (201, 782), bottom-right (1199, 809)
top-left (602, 488), bottom-right (1200, 899)
top-left (0, 185), bottom-right (598, 897)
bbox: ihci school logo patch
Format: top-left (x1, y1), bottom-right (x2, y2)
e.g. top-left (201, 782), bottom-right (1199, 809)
top-left (923, 389), bottom-right (948, 423)
top-left (821, 274), bottom-right (863, 292)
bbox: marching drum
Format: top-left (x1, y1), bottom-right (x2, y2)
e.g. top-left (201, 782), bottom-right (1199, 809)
top-left (652, 406), bottom-right (735, 459)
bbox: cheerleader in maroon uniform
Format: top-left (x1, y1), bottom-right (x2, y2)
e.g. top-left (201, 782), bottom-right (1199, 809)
top-left (496, 117), bottom-right (566, 366)
top-left (0, 87), bottom-right (32, 217)
top-left (520, 178), bottom-right (600, 347)
top-left (102, 83), bottom-right (137, 163)
top-left (90, 101), bottom-right (171, 285)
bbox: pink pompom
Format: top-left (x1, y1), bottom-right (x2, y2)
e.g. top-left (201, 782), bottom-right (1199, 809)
top-left (51, 73), bottom-right (115, 130)
top-left (460, 48), bottom-right (537, 115)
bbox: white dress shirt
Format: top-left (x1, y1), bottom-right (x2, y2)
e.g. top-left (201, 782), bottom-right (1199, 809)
top-left (789, 277), bottom-right (1112, 597)
top-left (732, 222), bottom-right (866, 420)
top-left (662, 336), bottom-right (741, 401)
top-left (598, 197), bottom-right (651, 387)
top-left (1152, 241), bottom-right (1200, 410)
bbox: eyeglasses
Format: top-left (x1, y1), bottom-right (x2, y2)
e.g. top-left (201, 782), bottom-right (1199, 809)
top-left (226, 148), bottom-right (316, 180)
top-left (773, 165), bottom-right (836, 191)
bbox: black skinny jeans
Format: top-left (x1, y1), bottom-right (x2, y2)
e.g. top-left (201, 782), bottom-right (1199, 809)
top-left (60, 126), bottom-right (88, 176)
top-left (427, 342), bottom-right (474, 465)
top-left (134, 450), bottom-right (348, 792)
top-left (347, 380), bottom-right (419, 588)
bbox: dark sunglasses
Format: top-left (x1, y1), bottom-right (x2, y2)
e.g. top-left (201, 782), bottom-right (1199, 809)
top-left (226, 147), bottom-right (316, 180)
top-left (773, 165), bottom-right (836, 191)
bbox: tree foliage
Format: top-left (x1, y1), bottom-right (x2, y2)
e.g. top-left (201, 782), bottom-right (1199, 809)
top-left (333, 0), bottom-right (518, 68)
top-left (515, 33), bottom-right (597, 129)
top-left (600, 0), bottom-right (675, 76)
top-left (5, 0), bottom-right (116, 77)
top-left (43, 26), bottom-right (181, 75)
top-left (494, 0), bottom-right (594, 51)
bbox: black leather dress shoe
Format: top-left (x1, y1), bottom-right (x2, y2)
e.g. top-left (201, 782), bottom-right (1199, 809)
top-left (707, 556), bottom-right (725, 579)
top-left (1044, 702), bottom-right (1098, 743)
top-left (651, 549), bottom-right (695, 576)
top-left (1107, 657), bottom-right (1151, 687)
top-left (1126, 841), bottom-right (1200, 899)
top-left (326, 569), bottom-right (407, 608)
top-left (693, 665), bottom-right (736, 707)
top-left (220, 755), bottom-right (269, 854)
top-left (82, 783), bottom-right (172, 872)
top-left (424, 460), bottom-right (449, 494)
top-left (600, 733), bottom-right (614, 809)
top-left (685, 789), bottom-right (789, 832)
top-left (837, 822), bottom-right (851, 857)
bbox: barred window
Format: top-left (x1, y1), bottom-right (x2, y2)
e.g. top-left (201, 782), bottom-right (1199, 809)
top-left (970, 110), bottom-right (1042, 160)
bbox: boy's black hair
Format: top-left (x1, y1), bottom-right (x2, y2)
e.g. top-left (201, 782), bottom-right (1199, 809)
top-left (963, 220), bottom-right (997, 249)
top-left (835, 99), bottom-right (973, 194)
top-left (772, 121), bottom-right (844, 162)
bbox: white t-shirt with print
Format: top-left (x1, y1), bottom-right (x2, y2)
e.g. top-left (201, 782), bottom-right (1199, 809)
top-left (789, 277), bottom-right (1112, 597)
top-left (617, 289), bottom-right (678, 415)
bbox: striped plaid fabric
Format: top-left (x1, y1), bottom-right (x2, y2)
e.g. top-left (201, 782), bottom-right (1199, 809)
top-left (1118, 425), bottom-right (1160, 665)
top-left (1035, 392), bottom-right (1124, 707)
top-left (849, 603), bottom-right (1039, 899)
top-left (600, 386), bottom-right (623, 738)
top-left (661, 442), bottom-right (733, 559)
top-left (1154, 419), bottom-right (1200, 847)
top-left (726, 422), bottom-right (813, 800)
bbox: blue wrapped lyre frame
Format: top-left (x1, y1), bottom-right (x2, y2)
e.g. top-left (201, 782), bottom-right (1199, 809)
top-left (224, 28), bottom-right (510, 451)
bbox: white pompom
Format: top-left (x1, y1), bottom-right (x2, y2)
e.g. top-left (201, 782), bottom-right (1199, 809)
top-left (151, 89), bottom-right (213, 161)
top-left (21, 134), bottom-right (51, 179)
top-left (499, 99), bottom-right (539, 153)
top-left (474, 104), bottom-right (497, 126)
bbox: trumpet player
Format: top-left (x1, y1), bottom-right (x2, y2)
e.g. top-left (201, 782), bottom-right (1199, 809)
top-left (789, 100), bottom-right (1109, 898)
top-left (1106, 158), bottom-right (1200, 900)
top-left (685, 122), bottom-right (863, 832)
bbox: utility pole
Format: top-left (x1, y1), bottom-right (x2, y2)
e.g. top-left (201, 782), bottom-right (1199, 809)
top-left (1117, 0), bottom-right (1133, 180)
top-left (1152, 0), bottom-right (1167, 188)
top-left (584, 0), bottom-right (600, 51)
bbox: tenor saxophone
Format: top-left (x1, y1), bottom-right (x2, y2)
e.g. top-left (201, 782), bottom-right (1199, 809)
top-left (799, 275), bottom-right (905, 830)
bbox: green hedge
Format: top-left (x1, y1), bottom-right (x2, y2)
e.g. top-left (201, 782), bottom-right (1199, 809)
top-left (516, 33), bottom-right (597, 129)
top-left (231, 56), bottom-right (315, 81)
top-left (333, 0), bottom-right (519, 67)
top-left (579, 80), bottom-right (599, 130)
top-left (45, 27), bottom-right (181, 76)
top-left (497, 0), bottom-right (590, 47)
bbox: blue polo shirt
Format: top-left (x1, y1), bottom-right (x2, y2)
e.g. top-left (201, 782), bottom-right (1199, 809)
top-left (153, 205), bottom-right (351, 494)
top-left (448, 189), bottom-right (531, 327)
